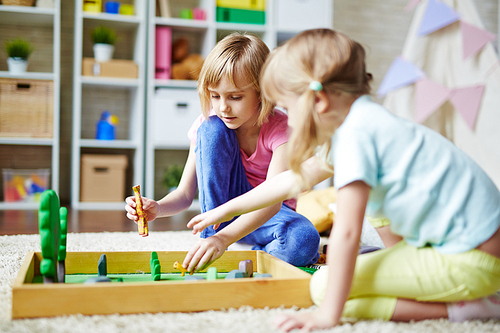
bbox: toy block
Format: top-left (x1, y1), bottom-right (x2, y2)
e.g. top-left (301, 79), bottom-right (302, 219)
top-left (184, 275), bottom-right (205, 281)
top-left (207, 267), bottom-right (218, 281)
top-left (173, 261), bottom-right (193, 276)
top-left (253, 273), bottom-right (272, 278)
top-left (216, 7), bottom-right (265, 25)
top-left (84, 276), bottom-right (111, 284)
top-left (98, 254), bottom-right (107, 276)
top-left (38, 190), bottom-right (61, 283)
top-left (132, 185), bottom-right (148, 237)
top-left (239, 259), bottom-right (253, 277)
top-left (225, 269), bottom-right (245, 279)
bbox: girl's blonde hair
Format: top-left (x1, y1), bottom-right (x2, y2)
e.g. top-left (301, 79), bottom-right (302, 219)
top-left (261, 29), bottom-right (373, 183)
top-left (198, 33), bottom-right (274, 126)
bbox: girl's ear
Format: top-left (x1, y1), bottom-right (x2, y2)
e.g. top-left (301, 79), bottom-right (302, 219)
top-left (314, 91), bottom-right (330, 114)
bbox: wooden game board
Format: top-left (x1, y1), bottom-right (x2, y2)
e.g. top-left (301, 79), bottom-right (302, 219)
top-left (12, 250), bottom-right (313, 319)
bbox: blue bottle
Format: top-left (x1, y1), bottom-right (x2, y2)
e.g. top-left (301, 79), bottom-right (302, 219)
top-left (96, 111), bottom-right (115, 140)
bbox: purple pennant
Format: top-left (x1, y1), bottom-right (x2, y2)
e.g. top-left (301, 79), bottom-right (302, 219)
top-left (377, 56), bottom-right (426, 97)
top-left (417, 0), bottom-right (460, 37)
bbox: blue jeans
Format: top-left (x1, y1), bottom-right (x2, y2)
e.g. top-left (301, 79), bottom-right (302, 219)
top-left (195, 116), bottom-right (320, 266)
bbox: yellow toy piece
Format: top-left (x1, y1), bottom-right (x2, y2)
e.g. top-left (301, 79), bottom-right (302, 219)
top-left (173, 261), bottom-right (193, 277)
top-left (132, 185), bottom-right (148, 237)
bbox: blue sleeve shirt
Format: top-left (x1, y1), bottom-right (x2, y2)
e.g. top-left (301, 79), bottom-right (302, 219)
top-left (329, 95), bottom-right (500, 254)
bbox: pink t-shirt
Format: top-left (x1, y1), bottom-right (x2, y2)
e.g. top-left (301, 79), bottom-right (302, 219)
top-left (188, 110), bottom-right (296, 210)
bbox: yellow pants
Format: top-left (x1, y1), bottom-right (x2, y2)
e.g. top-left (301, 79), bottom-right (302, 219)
top-left (310, 241), bottom-right (500, 320)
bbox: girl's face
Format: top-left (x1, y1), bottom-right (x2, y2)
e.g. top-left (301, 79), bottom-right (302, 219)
top-left (209, 73), bottom-right (260, 131)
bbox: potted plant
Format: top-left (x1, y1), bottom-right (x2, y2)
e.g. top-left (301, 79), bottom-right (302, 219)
top-left (90, 26), bottom-right (117, 62)
top-left (162, 165), bottom-right (184, 193)
top-left (5, 38), bottom-right (34, 74)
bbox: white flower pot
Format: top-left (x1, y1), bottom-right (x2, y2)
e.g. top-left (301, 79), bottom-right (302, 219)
top-left (7, 57), bottom-right (28, 74)
top-left (93, 43), bottom-right (115, 62)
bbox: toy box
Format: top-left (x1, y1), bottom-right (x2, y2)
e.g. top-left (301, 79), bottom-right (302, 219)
top-left (2, 169), bottom-right (50, 202)
top-left (12, 250), bottom-right (313, 318)
top-left (80, 154), bottom-right (127, 202)
top-left (82, 58), bottom-right (138, 79)
top-left (216, 7), bottom-right (265, 25)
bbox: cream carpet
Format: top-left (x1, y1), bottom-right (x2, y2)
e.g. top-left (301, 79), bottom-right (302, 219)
top-left (1, 231), bottom-right (499, 333)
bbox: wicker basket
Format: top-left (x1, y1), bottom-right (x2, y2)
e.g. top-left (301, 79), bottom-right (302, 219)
top-left (0, 79), bottom-right (53, 138)
top-left (1, 0), bottom-right (34, 6)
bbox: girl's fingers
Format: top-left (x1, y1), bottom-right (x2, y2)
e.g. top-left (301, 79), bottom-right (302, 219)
top-left (196, 250), bottom-right (215, 271)
top-left (183, 244), bottom-right (200, 269)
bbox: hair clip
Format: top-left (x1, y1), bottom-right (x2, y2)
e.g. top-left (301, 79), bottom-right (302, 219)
top-left (309, 81), bottom-right (323, 92)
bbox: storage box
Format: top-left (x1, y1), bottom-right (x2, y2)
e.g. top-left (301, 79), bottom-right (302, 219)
top-left (0, 79), bottom-right (53, 138)
top-left (80, 154), bottom-right (128, 202)
top-left (2, 169), bottom-right (50, 202)
top-left (82, 58), bottom-right (138, 79)
top-left (276, 0), bottom-right (333, 31)
top-left (153, 88), bottom-right (201, 147)
top-left (216, 7), bottom-right (265, 24)
top-left (216, 0), bottom-right (265, 11)
top-left (12, 250), bottom-right (312, 318)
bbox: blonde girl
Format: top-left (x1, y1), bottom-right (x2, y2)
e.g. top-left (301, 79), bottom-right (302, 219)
top-left (187, 29), bottom-right (500, 330)
top-left (126, 33), bottom-right (320, 272)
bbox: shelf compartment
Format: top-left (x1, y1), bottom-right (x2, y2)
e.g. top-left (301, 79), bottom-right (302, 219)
top-left (79, 139), bottom-right (139, 149)
top-left (0, 5), bottom-right (55, 26)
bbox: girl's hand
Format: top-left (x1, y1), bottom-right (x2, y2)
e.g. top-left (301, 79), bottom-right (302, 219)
top-left (125, 195), bottom-right (160, 223)
top-left (273, 310), bottom-right (338, 332)
top-left (182, 235), bottom-right (227, 272)
top-left (186, 205), bottom-right (234, 235)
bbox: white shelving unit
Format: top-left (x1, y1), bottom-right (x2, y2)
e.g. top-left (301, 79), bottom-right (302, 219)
top-left (71, 0), bottom-right (147, 209)
top-left (0, 2), bottom-right (61, 210)
top-left (145, 0), bottom-right (333, 202)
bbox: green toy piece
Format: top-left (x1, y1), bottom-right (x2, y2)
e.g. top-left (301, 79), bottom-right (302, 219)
top-left (38, 190), bottom-right (61, 283)
top-left (207, 267), bottom-right (218, 281)
top-left (150, 252), bottom-right (161, 281)
top-left (57, 207), bottom-right (68, 283)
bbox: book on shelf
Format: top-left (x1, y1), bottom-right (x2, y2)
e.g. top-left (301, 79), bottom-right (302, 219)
top-left (157, 0), bottom-right (171, 18)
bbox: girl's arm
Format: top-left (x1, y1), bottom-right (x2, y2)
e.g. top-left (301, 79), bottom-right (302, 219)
top-left (183, 153), bottom-right (333, 271)
top-left (125, 143), bottom-right (198, 222)
top-left (274, 180), bottom-right (370, 331)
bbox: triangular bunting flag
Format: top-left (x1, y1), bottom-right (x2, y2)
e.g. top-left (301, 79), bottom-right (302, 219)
top-left (405, 0), bottom-right (422, 12)
top-left (417, 0), bottom-right (460, 37)
top-left (449, 85), bottom-right (485, 130)
top-left (461, 21), bottom-right (497, 59)
top-left (414, 78), bottom-right (451, 123)
top-left (377, 56), bottom-right (426, 97)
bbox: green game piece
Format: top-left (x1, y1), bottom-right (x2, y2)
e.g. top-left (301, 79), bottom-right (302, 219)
top-left (207, 267), bottom-right (218, 281)
top-left (38, 190), bottom-right (61, 283)
top-left (58, 207), bottom-right (67, 261)
top-left (57, 207), bottom-right (68, 283)
top-left (298, 267), bottom-right (318, 275)
top-left (150, 252), bottom-right (161, 281)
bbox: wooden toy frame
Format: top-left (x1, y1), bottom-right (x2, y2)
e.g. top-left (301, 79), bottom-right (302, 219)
top-left (12, 250), bottom-right (313, 319)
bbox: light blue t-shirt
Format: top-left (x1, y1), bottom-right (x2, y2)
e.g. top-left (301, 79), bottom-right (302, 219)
top-left (329, 95), bottom-right (500, 254)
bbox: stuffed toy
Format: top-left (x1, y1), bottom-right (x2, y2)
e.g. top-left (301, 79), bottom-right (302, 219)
top-left (171, 37), bottom-right (204, 80)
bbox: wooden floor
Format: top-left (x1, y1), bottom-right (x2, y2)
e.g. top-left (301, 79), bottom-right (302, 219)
top-left (0, 208), bottom-right (198, 235)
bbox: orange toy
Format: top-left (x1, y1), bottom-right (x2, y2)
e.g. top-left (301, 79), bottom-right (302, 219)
top-left (173, 261), bottom-right (193, 277)
top-left (132, 185), bottom-right (148, 237)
